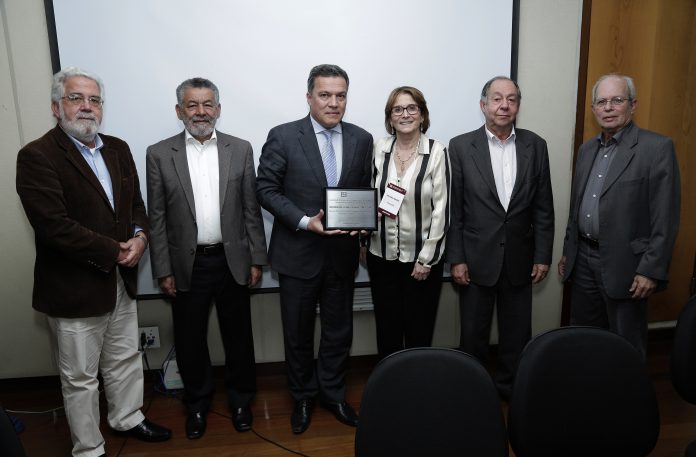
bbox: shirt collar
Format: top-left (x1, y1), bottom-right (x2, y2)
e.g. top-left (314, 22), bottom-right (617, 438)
top-left (596, 121), bottom-right (631, 146)
top-left (484, 125), bottom-right (516, 143)
top-left (63, 128), bottom-right (104, 153)
top-left (310, 115), bottom-right (342, 135)
top-left (185, 128), bottom-right (217, 146)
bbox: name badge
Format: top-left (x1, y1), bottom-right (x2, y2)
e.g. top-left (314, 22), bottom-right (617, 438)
top-left (378, 183), bottom-right (406, 218)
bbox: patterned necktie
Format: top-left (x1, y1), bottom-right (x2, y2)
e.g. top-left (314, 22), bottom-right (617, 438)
top-left (321, 129), bottom-right (338, 187)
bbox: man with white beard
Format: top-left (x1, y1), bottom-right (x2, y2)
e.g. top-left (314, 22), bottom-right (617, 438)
top-left (146, 78), bottom-right (267, 439)
top-left (16, 67), bottom-right (171, 457)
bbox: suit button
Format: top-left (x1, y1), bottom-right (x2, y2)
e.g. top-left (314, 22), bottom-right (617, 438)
top-left (499, 243), bottom-right (505, 247)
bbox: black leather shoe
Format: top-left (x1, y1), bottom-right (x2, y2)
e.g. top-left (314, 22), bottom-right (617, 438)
top-left (231, 405), bottom-right (253, 432)
top-left (291, 398), bottom-right (314, 434)
top-left (321, 401), bottom-right (358, 427)
top-left (185, 412), bottom-right (206, 439)
top-left (122, 418), bottom-right (171, 442)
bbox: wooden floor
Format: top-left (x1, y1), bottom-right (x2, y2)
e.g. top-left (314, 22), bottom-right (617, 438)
top-left (4, 338), bottom-right (696, 456)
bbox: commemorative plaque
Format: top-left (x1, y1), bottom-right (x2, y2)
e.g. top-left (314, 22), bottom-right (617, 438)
top-left (324, 187), bottom-right (378, 231)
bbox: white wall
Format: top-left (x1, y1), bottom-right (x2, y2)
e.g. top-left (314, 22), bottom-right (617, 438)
top-left (0, 0), bottom-right (583, 378)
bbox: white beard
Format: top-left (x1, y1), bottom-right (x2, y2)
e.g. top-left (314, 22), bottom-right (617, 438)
top-left (59, 105), bottom-right (100, 144)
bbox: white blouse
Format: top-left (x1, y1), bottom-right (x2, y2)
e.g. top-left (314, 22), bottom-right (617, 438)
top-left (368, 134), bottom-right (451, 267)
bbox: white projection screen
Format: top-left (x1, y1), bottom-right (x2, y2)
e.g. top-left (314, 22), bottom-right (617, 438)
top-left (49, 0), bottom-right (515, 296)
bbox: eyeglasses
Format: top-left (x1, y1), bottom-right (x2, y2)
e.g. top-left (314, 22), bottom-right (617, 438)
top-left (391, 104), bottom-right (420, 116)
top-left (594, 97), bottom-right (630, 108)
top-left (62, 93), bottom-right (104, 108)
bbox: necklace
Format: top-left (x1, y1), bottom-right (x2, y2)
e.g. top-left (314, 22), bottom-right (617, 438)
top-left (395, 137), bottom-right (420, 175)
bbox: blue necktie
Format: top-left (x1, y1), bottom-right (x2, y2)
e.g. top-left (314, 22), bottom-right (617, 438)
top-left (321, 130), bottom-right (338, 187)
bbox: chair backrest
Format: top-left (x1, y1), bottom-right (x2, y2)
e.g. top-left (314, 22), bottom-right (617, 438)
top-left (0, 406), bottom-right (25, 457)
top-left (508, 326), bottom-right (659, 457)
top-left (672, 294), bottom-right (696, 404)
top-left (355, 347), bottom-right (507, 457)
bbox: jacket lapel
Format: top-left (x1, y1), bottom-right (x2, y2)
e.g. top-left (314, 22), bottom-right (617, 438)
top-left (510, 131), bottom-right (531, 206)
top-left (101, 145), bottom-right (121, 213)
top-left (217, 131), bottom-right (231, 207)
top-left (171, 132), bottom-right (197, 219)
top-left (470, 127), bottom-right (502, 207)
top-left (299, 116), bottom-right (329, 186)
top-left (338, 123), bottom-right (357, 186)
top-left (601, 123), bottom-right (637, 197)
top-left (571, 140), bottom-right (597, 214)
top-left (57, 127), bottom-right (114, 214)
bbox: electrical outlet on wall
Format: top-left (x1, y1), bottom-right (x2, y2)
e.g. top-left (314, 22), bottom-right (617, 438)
top-left (138, 326), bottom-right (160, 349)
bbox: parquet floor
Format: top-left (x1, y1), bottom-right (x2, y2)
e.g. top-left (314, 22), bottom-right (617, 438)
top-left (3, 339), bottom-right (696, 456)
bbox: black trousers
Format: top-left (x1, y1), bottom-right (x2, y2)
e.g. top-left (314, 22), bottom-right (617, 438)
top-left (569, 239), bottom-right (648, 358)
top-left (278, 266), bottom-right (354, 403)
top-left (172, 250), bottom-right (256, 413)
top-left (367, 252), bottom-right (443, 359)
top-left (458, 267), bottom-right (531, 395)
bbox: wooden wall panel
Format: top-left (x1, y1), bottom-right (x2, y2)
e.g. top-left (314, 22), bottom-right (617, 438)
top-left (582, 0), bottom-right (696, 322)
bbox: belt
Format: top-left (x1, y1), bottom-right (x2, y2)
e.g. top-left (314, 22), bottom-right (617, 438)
top-left (579, 235), bottom-right (599, 249)
top-left (196, 243), bottom-right (224, 255)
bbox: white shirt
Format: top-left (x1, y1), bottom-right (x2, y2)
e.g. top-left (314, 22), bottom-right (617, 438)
top-left (185, 129), bottom-right (222, 244)
top-left (369, 135), bottom-right (451, 267)
top-left (310, 115), bottom-right (343, 178)
top-left (298, 116), bottom-right (345, 230)
top-left (486, 126), bottom-right (517, 211)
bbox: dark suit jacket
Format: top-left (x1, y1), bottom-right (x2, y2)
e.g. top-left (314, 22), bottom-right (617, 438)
top-left (447, 126), bottom-right (554, 287)
top-left (256, 115), bottom-right (373, 279)
top-left (16, 126), bottom-right (149, 318)
top-left (561, 122), bottom-right (681, 298)
top-left (146, 131), bottom-right (267, 290)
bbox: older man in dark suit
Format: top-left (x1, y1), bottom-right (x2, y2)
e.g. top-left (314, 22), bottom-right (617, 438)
top-left (559, 74), bottom-right (681, 357)
top-left (256, 64), bottom-right (373, 434)
top-left (16, 67), bottom-right (170, 457)
top-left (447, 76), bottom-right (554, 400)
top-left (146, 77), bottom-right (267, 439)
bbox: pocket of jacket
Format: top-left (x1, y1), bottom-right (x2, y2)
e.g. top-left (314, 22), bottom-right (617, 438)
top-left (629, 237), bottom-right (649, 254)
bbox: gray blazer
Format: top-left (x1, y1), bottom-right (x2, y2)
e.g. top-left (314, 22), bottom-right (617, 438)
top-left (562, 122), bottom-right (681, 298)
top-left (146, 131), bottom-right (267, 290)
top-left (256, 115), bottom-right (373, 279)
top-left (446, 126), bottom-right (555, 287)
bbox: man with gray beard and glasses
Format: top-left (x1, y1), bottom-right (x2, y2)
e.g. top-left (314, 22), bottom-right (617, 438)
top-left (16, 67), bottom-right (171, 457)
top-left (146, 77), bottom-right (267, 439)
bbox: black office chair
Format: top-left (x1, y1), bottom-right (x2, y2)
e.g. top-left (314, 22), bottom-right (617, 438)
top-left (671, 294), bottom-right (696, 457)
top-left (0, 406), bottom-right (25, 457)
top-left (354, 347), bottom-right (507, 457)
top-left (508, 326), bottom-right (659, 457)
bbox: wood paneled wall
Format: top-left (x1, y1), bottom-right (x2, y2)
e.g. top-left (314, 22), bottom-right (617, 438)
top-left (581, 0), bottom-right (696, 321)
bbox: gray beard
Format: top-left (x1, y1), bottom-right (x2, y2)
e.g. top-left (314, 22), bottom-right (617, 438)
top-left (58, 105), bottom-right (100, 144)
top-left (183, 116), bottom-right (217, 140)
top-left (60, 117), bottom-right (99, 143)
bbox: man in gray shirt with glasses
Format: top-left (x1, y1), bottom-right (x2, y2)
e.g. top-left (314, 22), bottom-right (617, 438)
top-left (559, 74), bottom-right (681, 357)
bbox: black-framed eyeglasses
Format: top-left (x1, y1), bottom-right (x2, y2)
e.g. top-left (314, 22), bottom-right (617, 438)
top-left (62, 93), bottom-right (104, 108)
top-left (594, 97), bottom-right (630, 108)
top-left (391, 104), bottom-right (420, 116)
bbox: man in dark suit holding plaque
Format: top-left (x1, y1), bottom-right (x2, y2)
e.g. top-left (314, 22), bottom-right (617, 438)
top-left (256, 64), bottom-right (373, 433)
top-left (447, 76), bottom-right (555, 400)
